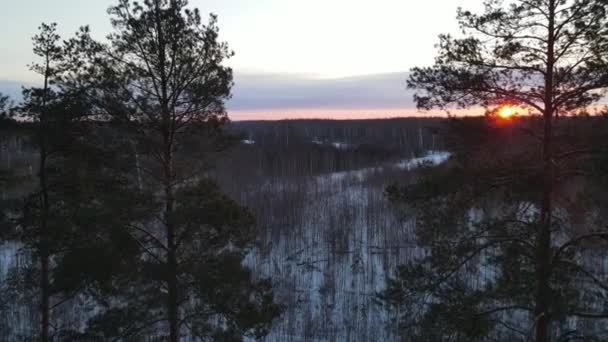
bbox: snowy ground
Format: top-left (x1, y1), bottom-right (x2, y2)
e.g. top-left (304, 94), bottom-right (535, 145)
top-left (241, 151), bottom-right (449, 341)
top-left (0, 150), bottom-right (450, 341)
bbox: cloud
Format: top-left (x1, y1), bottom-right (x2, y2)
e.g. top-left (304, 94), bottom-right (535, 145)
top-left (0, 72), bottom-right (421, 119)
top-left (228, 72), bottom-right (416, 112)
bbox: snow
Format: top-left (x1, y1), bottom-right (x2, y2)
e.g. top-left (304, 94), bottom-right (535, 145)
top-left (318, 150), bottom-right (451, 184)
top-left (331, 142), bottom-right (351, 150)
top-left (241, 151), bottom-right (451, 341)
top-left (0, 151), bottom-right (451, 341)
top-left (395, 150), bottom-right (451, 170)
top-left (312, 139), bottom-right (352, 150)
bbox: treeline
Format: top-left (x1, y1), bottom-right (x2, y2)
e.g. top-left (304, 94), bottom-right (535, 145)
top-left (219, 119), bottom-right (442, 180)
top-left (230, 118), bottom-right (443, 151)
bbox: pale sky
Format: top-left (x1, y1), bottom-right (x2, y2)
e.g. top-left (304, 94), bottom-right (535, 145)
top-left (0, 0), bottom-right (484, 119)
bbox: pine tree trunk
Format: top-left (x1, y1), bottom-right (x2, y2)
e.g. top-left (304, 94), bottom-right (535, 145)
top-left (156, 3), bottom-right (180, 339)
top-left (167, 193), bottom-right (179, 342)
top-left (39, 143), bottom-right (51, 342)
top-left (536, 1), bottom-right (556, 341)
top-left (39, 66), bottom-right (51, 342)
top-left (40, 252), bottom-right (50, 342)
top-left (536, 114), bottom-right (553, 342)
top-left (162, 127), bottom-right (179, 341)
top-left (164, 132), bottom-right (179, 342)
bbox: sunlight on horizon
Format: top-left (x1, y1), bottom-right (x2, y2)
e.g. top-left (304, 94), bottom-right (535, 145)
top-left (497, 105), bottom-right (519, 119)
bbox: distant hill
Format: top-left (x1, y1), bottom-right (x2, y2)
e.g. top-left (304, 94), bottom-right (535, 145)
top-left (0, 80), bottom-right (32, 102)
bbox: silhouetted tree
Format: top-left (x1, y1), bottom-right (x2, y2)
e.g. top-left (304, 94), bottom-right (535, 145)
top-left (0, 23), bottom-right (146, 341)
top-left (385, 0), bottom-right (608, 341)
top-left (0, 94), bottom-right (11, 230)
top-left (71, 0), bottom-right (281, 340)
top-left (0, 93), bottom-right (11, 120)
top-left (20, 23), bottom-right (70, 341)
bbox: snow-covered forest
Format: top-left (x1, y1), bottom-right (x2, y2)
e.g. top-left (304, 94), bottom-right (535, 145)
top-left (1, 119), bottom-right (445, 340)
top-left (2, 0), bottom-right (608, 341)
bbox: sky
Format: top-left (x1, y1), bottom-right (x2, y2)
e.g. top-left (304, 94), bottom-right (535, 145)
top-left (0, 0), bottom-right (484, 120)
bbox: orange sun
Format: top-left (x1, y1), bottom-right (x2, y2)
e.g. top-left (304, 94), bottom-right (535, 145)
top-left (497, 105), bottom-right (518, 119)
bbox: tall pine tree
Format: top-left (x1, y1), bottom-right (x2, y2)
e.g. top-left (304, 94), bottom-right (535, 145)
top-left (384, 0), bottom-right (608, 341)
top-left (70, 1), bottom-right (281, 340)
top-left (1, 23), bottom-right (146, 341)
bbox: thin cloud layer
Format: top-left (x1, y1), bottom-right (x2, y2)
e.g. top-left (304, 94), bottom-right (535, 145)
top-left (229, 72), bottom-right (416, 111)
top-left (0, 81), bottom-right (27, 101)
top-left (0, 72), bottom-right (425, 120)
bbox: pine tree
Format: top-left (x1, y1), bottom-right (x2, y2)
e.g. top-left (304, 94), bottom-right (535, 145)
top-left (70, 1), bottom-right (281, 339)
top-left (21, 23), bottom-right (68, 341)
top-left (384, 1), bottom-right (608, 341)
top-left (1, 23), bottom-right (146, 341)
top-left (0, 93), bottom-right (10, 120)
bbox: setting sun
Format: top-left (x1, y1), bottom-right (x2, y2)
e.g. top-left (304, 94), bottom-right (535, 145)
top-left (497, 105), bottom-right (518, 119)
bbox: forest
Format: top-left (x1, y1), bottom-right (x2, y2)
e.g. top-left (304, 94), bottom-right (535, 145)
top-left (1, 0), bottom-right (608, 341)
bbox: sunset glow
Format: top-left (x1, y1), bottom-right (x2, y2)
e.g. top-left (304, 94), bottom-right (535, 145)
top-left (497, 105), bottom-right (518, 119)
